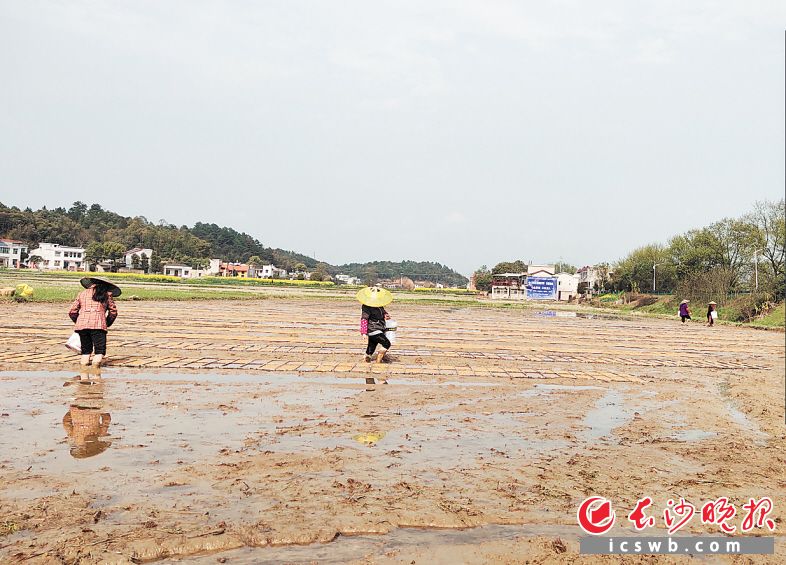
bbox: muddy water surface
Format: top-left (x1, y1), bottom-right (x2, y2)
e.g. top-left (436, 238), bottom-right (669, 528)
top-left (1, 363), bottom-right (784, 564)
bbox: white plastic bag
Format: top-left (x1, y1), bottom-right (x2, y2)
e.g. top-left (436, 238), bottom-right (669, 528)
top-left (385, 319), bottom-right (397, 345)
top-left (65, 332), bottom-right (81, 353)
top-left (711, 310), bottom-right (718, 320)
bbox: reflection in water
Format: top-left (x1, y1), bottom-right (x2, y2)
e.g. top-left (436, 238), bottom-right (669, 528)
top-left (352, 385), bottom-right (387, 446)
top-left (353, 432), bottom-right (385, 446)
top-left (62, 371), bottom-right (112, 459)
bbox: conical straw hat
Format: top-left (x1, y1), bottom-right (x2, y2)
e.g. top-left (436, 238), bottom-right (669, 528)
top-left (356, 286), bottom-right (393, 307)
top-left (80, 277), bottom-right (122, 297)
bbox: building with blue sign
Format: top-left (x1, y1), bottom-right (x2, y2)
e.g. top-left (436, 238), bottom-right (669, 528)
top-left (526, 276), bottom-right (558, 300)
top-left (490, 264), bottom-right (577, 301)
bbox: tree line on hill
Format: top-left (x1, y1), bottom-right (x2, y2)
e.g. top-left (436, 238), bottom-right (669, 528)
top-left (0, 202), bottom-right (469, 284)
top-left (336, 260), bottom-right (469, 287)
top-left (472, 199), bottom-right (784, 301)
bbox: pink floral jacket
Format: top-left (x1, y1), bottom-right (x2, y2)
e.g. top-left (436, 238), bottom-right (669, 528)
top-left (69, 288), bottom-right (117, 331)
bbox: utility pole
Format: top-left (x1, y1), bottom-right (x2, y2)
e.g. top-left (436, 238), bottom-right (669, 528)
top-left (753, 249), bottom-right (762, 291)
top-left (652, 263), bottom-right (662, 293)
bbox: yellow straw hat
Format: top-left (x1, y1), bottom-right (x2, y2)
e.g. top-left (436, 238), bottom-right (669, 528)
top-left (356, 286), bottom-right (393, 307)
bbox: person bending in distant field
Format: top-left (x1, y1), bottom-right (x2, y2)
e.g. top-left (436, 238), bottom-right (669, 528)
top-left (706, 301), bottom-right (717, 327)
top-left (69, 277), bottom-right (119, 368)
top-left (360, 304), bottom-right (391, 364)
top-left (679, 300), bottom-right (691, 323)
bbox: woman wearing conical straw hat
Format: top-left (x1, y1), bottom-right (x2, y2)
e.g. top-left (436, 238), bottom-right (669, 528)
top-left (357, 286), bottom-right (393, 365)
top-left (679, 299), bottom-right (691, 323)
top-left (706, 301), bottom-right (718, 327)
top-left (68, 277), bottom-right (120, 368)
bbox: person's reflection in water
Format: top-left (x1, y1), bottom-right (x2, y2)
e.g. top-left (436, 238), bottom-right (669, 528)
top-left (353, 383), bottom-right (386, 445)
top-left (62, 370), bottom-right (112, 459)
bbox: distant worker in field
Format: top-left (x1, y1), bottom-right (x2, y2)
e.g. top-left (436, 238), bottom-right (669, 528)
top-left (706, 301), bottom-right (718, 327)
top-left (69, 277), bottom-right (120, 367)
top-left (357, 286), bottom-right (393, 364)
top-left (679, 300), bottom-right (691, 323)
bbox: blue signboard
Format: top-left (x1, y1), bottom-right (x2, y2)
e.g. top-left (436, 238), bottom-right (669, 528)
top-left (526, 276), bottom-right (558, 300)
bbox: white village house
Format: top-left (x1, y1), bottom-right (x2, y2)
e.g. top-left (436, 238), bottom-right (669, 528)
top-left (491, 273), bottom-right (527, 300)
top-left (28, 242), bottom-right (86, 271)
top-left (162, 259), bottom-right (221, 278)
top-left (188, 259), bottom-right (221, 279)
top-left (556, 272), bottom-right (580, 301)
top-left (163, 263), bottom-right (192, 278)
top-left (256, 264), bottom-right (288, 278)
top-left (0, 239), bottom-right (28, 269)
top-left (577, 265), bottom-right (611, 294)
top-left (191, 259), bottom-right (222, 278)
top-left (335, 274), bottom-right (361, 285)
top-left (124, 247), bottom-right (153, 268)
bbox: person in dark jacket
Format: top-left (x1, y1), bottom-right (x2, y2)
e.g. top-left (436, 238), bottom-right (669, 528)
top-left (361, 304), bottom-right (391, 363)
top-left (706, 301), bottom-right (717, 327)
top-left (69, 277), bottom-right (120, 367)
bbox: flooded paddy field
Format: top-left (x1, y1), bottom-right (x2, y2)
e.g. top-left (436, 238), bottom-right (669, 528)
top-left (0, 299), bottom-right (784, 563)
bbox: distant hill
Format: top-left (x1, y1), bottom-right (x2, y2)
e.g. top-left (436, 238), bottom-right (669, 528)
top-left (0, 202), bottom-right (467, 284)
top-left (337, 260), bottom-right (468, 287)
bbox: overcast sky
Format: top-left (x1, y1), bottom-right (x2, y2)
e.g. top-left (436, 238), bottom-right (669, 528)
top-left (1, 1), bottom-right (784, 274)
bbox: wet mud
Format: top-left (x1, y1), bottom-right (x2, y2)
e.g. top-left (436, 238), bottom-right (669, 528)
top-left (0, 300), bottom-right (784, 563)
